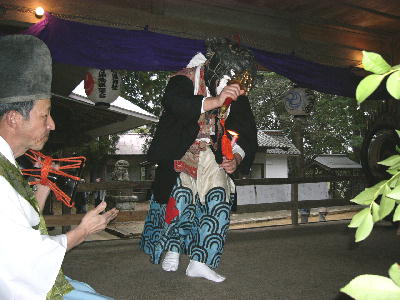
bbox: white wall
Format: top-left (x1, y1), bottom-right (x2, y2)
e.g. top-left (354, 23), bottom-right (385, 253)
top-left (265, 155), bottom-right (288, 178)
top-left (237, 182), bottom-right (330, 205)
top-left (251, 153), bottom-right (289, 179)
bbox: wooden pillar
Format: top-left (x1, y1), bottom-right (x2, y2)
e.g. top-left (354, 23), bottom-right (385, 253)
top-left (291, 116), bottom-right (306, 225)
top-left (61, 205), bottom-right (71, 233)
top-left (291, 183), bottom-right (299, 225)
top-left (293, 116), bottom-right (305, 176)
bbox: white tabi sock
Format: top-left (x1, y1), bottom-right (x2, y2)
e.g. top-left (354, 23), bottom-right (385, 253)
top-left (186, 260), bottom-right (226, 282)
top-left (162, 251), bottom-right (180, 272)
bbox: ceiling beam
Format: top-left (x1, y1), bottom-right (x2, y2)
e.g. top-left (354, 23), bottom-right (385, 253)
top-left (0, 0), bottom-right (395, 68)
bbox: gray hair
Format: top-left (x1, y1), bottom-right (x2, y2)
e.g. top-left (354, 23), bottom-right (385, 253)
top-left (0, 100), bottom-right (35, 120)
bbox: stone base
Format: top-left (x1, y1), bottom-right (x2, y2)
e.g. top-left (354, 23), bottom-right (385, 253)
top-left (107, 195), bottom-right (138, 211)
top-left (116, 201), bottom-right (136, 211)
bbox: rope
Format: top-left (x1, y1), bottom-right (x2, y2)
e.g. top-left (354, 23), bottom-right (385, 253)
top-left (21, 150), bottom-right (86, 208)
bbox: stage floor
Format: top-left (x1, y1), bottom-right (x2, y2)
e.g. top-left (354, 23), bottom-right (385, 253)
top-left (63, 220), bottom-right (397, 300)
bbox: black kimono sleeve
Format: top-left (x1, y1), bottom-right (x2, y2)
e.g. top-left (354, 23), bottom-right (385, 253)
top-left (225, 95), bottom-right (258, 175)
top-left (147, 75), bottom-right (203, 162)
top-left (147, 75), bottom-right (203, 203)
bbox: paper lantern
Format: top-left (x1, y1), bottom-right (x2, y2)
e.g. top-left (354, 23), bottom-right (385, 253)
top-left (84, 69), bottom-right (121, 108)
top-left (283, 87), bottom-right (314, 116)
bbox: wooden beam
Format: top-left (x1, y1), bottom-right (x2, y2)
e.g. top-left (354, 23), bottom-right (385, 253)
top-left (44, 210), bottom-right (148, 226)
top-left (45, 197), bottom-right (355, 226)
top-left (235, 176), bottom-right (366, 186)
top-left (236, 198), bottom-right (354, 213)
top-left (77, 180), bottom-right (153, 192)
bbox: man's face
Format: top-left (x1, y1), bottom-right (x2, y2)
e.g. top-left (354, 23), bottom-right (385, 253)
top-left (18, 99), bottom-right (55, 151)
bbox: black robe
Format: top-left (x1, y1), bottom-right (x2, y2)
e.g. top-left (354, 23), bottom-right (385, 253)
top-left (147, 75), bottom-right (257, 203)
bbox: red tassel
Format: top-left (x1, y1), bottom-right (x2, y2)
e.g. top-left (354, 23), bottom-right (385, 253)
top-left (222, 133), bottom-right (234, 160)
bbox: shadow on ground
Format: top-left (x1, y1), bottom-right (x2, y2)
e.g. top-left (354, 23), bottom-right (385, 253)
top-left (63, 221), bottom-right (398, 300)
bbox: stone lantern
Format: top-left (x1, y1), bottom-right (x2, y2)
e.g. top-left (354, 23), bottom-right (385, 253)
top-left (106, 160), bottom-right (137, 211)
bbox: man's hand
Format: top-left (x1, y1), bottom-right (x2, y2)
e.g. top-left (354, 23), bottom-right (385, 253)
top-left (219, 153), bottom-right (242, 174)
top-left (34, 184), bottom-right (52, 212)
top-left (216, 83), bottom-right (244, 106)
top-left (66, 202), bottom-right (119, 251)
top-left (79, 202), bottom-right (119, 236)
top-left (34, 162), bottom-right (59, 212)
top-left (203, 83), bottom-right (244, 112)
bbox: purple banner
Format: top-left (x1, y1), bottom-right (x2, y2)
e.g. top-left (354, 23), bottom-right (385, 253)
top-left (20, 13), bottom-right (364, 98)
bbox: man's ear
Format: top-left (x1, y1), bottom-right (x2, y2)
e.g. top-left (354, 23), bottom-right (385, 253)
top-left (4, 111), bottom-right (22, 128)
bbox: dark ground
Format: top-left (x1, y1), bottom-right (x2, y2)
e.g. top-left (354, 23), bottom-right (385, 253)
top-left (63, 221), bottom-right (399, 300)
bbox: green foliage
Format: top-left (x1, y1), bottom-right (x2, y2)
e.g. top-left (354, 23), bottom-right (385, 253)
top-left (120, 71), bottom-right (171, 151)
top-left (59, 135), bottom-right (119, 180)
top-left (340, 265), bottom-right (400, 300)
top-left (121, 71), bottom-right (171, 117)
top-left (356, 51), bottom-right (400, 103)
top-left (81, 135), bottom-right (120, 165)
top-left (362, 51), bottom-right (391, 74)
top-left (356, 74), bottom-right (385, 103)
top-left (347, 148), bottom-right (400, 242)
top-left (121, 71), bottom-right (379, 165)
top-left (342, 51), bottom-right (400, 300)
top-left (249, 72), bottom-right (379, 163)
top-left (387, 71), bottom-right (400, 99)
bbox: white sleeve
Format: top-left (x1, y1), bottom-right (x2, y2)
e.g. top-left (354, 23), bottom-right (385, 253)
top-left (0, 176), bottom-right (66, 300)
top-left (201, 97), bottom-right (207, 113)
top-left (232, 143), bottom-right (246, 160)
top-left (49, 234), bottom-right (68, 249)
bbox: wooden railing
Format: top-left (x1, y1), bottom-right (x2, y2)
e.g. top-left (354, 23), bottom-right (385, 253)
top-left (44, 176), bottom-right (367, 227)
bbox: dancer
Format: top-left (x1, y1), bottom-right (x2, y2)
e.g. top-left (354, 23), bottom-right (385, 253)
top-left (140, 37), bottom-right (257, 282)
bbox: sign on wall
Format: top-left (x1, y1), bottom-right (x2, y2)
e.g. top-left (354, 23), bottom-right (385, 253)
top-left (283, 87), bottom-right (314, 116)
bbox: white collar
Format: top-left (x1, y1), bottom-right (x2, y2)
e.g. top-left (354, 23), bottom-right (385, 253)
top-left (0, 136), bottom-right (18, 167)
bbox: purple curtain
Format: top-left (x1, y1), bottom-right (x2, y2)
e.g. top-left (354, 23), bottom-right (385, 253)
top-left (21, 13), bottom-right (363, 98)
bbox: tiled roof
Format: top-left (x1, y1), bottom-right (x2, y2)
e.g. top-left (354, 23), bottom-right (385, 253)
top-left (258, 130), bottom-right (300, 155)
top-left (314, 154), bottom-right (362, 169)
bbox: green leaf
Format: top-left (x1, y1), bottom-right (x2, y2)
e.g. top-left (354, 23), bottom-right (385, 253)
top-left (380, 196), bottom-right (396, 220)
top-left (378, 155), bottom-right (400, 167)
top-left (389, 263), bottom-right (400, 287)
top-left (396, 130), bottom-right (400, 138)
top-left (388, 163), bottom-right (400, 171)
top-left (371, 202), bottom-right (380, 222)
top-left (388, 173), bottom-right (400, 187)
top-left (348, 207), bottom-right (370, 228)
top-left (351, 183), bottom-right (384, 205)
top-left (356, 74), bottom-right (386, 103)
top-left (393, 204), bottom-right (400, 222)
top-left (355, 213), bottom-right (374, 242)
top-left (386, 71), bottom-right (400, 99)
top-left (393, 65), bottom-right (400, 70)
top-left (362, 51), bottom-right (392, 74)
top-left (387, 185), bottom-right (400, 201)
top-left (341, 274), bottom-right (400, 300)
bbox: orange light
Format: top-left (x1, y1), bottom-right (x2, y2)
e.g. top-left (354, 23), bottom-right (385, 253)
top-left (227, 130), bottom-right (239, 137)
top-left (35, 6), bottom-right (45, 18)
top-left (227, 130), bottom-right (239, 146)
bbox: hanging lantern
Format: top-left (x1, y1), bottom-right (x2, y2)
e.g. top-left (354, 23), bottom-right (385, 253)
top-left (283, 87), bottom-right (314, 116)
top-left (84, 69), bottom-right (121, 108)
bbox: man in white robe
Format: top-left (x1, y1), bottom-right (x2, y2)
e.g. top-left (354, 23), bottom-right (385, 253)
top-left (0, 34), bottom-right (119, 299)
